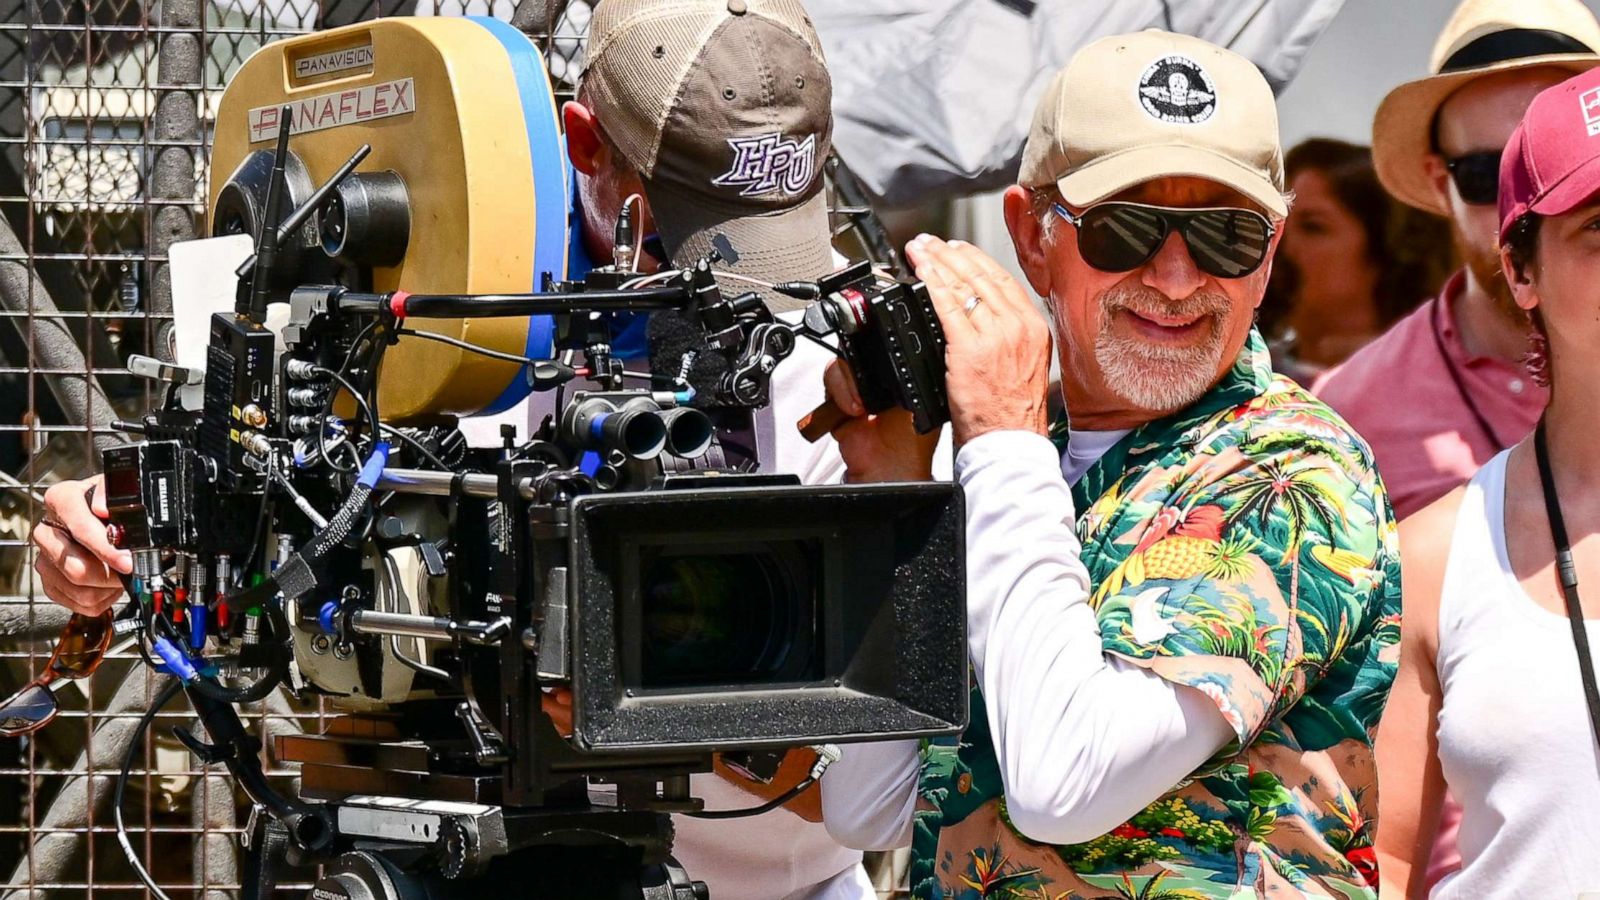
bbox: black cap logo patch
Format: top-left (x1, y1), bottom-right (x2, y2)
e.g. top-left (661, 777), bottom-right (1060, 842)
top-left (1137, 56), bottom-right (1217, 125)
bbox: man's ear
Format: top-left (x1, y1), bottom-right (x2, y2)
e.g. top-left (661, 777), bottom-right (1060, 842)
top-left (1003, 185), bottom-right (1053, 297)
top-left (1500, 243), bottom-right (1541, 312)
top-left (1423, 153), bottom-right (1453, 212)
top-left (564, 101), bottom-right (604, 176)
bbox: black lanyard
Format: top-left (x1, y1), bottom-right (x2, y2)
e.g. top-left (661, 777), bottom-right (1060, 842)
top-left (1431, 296), bottom-right (1507, 453)
top-left (1533, 420), bottom-right (1600, 754)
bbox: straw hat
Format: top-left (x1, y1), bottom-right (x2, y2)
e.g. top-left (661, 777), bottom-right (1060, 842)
top-left (1372, 0), bottom-right (1600, 214)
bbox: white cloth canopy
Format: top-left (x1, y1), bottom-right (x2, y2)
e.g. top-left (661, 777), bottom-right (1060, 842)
top-left (807, 0), bottom-right (1348, 206)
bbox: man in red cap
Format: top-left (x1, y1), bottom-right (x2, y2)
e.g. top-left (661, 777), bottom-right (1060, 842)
top-left (1376, 64), bottom-right (1600, 898)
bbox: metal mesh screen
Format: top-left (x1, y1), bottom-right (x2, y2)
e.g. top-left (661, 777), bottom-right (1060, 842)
top-left (0, 3), bottom-right (586, 896)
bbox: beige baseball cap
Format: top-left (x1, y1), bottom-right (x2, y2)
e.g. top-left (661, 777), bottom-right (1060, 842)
top-left (579, 0), bottom-right (834, 294)
top-left (1020, 29), bottom-right (1287, 218)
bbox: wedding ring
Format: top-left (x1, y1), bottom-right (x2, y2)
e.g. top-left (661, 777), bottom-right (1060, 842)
top-left (963, 294), bottom-right (983, 315)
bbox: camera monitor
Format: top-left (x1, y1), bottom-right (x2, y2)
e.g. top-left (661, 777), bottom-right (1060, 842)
top-left (567, 481), bottom-right (966, 752)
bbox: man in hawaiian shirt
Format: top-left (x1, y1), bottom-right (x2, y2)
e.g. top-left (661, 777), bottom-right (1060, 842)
top-left (818, 31), bottom-right (1401, 899)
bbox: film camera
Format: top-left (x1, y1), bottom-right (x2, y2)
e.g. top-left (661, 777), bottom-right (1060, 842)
top-left (0, 18), bottom-right (966, 900)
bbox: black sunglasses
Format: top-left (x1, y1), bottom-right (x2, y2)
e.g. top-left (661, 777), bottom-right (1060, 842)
top-left (1444, 151), bottom-right (1501, 206)
top-left (1051, 201), bottom-right (1276, 279)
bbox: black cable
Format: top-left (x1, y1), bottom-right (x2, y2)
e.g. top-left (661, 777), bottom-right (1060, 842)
top-left (148, 613), bottom-right (285, 705)
top-left (315, 428), bottom-right (357, 476)
top-left (239, 476), bottom-right (274, 573)
top-left (379, 425), bottom-right (451, 470)
top-left (336, 441), bottom-right (363, 473)
top-left (683, 776), bottom-right (818, 820)
top-left (394, 327), bottom-right (550, 367)
top-left (115, 677), bottom-right (184, 900)
top-left (799, 330), bottom-right (845, 359)
top-left (360, 323), bottom-right (389, 435)
top-left (313, 366), bottom-right (379, 447)
top-left (316, 321), bottom-right (378, 475)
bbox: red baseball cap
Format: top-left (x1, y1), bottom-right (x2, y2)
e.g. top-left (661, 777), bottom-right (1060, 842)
top-left (1499, 66), bottom-right (1600, 243)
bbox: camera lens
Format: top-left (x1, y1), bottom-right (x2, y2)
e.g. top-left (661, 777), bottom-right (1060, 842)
top-left (637, 545), bottom-right (818, 690)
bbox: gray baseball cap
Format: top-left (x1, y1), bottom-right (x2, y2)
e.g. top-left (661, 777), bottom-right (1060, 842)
top-left (580, 0), bottom-right (835, 306)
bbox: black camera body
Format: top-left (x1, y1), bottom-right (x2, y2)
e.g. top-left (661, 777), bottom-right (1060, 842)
top-left (810, 261), bottom-right (950, 435)
top-left (93, 124), bottom-right (967, 895)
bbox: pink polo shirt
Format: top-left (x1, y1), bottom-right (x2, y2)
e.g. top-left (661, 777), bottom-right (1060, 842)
top-left (1313, 271), bottom-right (1546, 521)
top-left (1314, 270), bottom-right (1546, 887)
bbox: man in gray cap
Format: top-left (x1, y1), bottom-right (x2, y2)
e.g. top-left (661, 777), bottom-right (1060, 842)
top-left (554, 1), bottom-right (887, 897)
top-left (573, 0), bottom-right (836, 292)
top-left (558, 0), bottom-right (875, 483)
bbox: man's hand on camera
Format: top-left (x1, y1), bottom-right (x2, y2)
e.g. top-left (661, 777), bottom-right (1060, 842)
top-left (542, 686), bottom-right (575, 737)
top-left (906, 235), bottom-right (1053, 446)
top-left (30, 475), bottom-right (130, 616)
top-left (821, 360), bottom-right (939, 483)
top-left (539, 687), bottom-right (822, 820)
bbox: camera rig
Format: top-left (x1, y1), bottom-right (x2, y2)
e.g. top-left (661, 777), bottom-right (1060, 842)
top-left (0, 18), bottom-right (967, 900)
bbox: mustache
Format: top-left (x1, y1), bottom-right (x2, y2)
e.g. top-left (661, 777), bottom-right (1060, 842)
top-left (1100, 283), bottom-right (1233, 322)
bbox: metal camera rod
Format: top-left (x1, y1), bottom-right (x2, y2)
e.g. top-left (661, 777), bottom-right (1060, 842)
top-left (335, 284), bottom-right (696, 319)
top-left (331, 249), bottom-right (753, 323)
top-left (376, 467), bottom-right (532, 498)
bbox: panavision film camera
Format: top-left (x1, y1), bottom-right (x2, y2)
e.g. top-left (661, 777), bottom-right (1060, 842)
top-left (2, 18), bottom-right (967, 900)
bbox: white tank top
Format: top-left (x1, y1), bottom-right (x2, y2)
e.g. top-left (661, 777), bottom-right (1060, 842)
top-left (1433, 450), bottom-right (1600, 900)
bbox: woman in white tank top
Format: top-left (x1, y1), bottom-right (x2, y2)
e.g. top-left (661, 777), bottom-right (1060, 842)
top-left (1374, 74), bottom-right (1600, 899)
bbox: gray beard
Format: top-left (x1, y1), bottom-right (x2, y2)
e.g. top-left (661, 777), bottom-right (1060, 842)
top-left (1086, 283), bottom-right (1234, 413)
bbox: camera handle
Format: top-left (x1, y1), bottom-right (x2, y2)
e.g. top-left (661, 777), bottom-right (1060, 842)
top-left (182, 684), bottom-right (338, 856)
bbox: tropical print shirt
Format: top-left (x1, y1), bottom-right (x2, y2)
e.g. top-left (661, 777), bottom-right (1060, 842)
top-left (912, 330), bottom-right (1402, 899)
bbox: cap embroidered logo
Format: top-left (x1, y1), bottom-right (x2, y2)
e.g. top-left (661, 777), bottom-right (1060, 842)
top-left (1137, 55), bottom-right (1217, 125)
top-left (1582, 86), bottom-right (1600, 136)
top-left (710, 132), bottom-right (818, 197)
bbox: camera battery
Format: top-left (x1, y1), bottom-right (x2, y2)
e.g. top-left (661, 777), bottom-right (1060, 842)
top-left (102, 440), bottom-right (190, 551)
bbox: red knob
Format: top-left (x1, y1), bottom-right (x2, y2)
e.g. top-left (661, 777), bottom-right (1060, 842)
top-left (105, 523), bottom-right (125, 548)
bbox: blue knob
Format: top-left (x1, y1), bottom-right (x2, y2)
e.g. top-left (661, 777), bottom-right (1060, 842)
top-left (319, 601), bottom-right (340, 636)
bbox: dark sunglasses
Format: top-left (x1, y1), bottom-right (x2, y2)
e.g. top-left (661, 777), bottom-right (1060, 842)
top-left (0, 609), bottom-right (114, 737)
top-left (1444, 151), bottom-right (1501, 206)
top-left (1051, 201), bottom-right (1276, 279)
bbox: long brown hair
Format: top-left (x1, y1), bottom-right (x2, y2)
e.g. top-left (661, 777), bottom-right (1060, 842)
top-left (1261, 138), bottom-right (1456, 337)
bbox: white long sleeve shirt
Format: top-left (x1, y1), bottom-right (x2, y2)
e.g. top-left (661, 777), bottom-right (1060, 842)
top-left (821, 429), bottom-right (1234, 851)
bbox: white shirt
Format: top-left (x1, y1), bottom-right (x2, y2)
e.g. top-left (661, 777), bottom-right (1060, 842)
top-left (1060, 427), bottom-right (1129, 486)
top-left (1432, 451), bottom-right (1600, 900)
top-left (821, 429), bottom-right (1234, 851)
top-left (666, 309), bottom-right (874, 900)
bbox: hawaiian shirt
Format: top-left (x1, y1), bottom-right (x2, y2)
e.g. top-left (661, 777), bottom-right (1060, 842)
top-left (913, 330), bottom-right (1402, 899)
